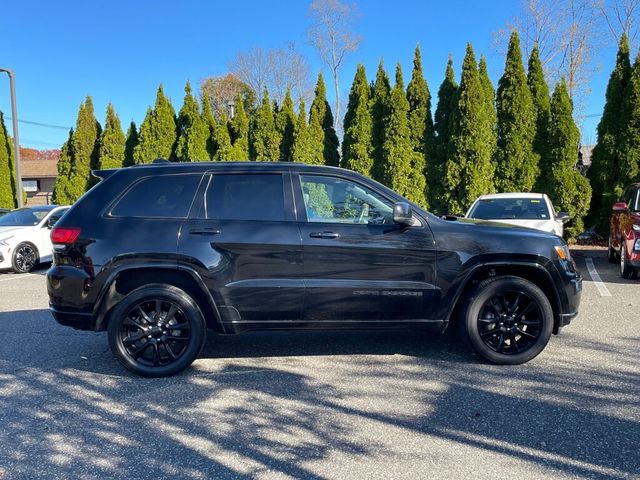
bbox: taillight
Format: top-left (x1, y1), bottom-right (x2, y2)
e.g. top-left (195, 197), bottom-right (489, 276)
top-left (51, 227), bottom-right (81, 245)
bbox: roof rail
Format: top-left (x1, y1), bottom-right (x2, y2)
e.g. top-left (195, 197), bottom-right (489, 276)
top-left (152, 158), bottom-right (170, 164)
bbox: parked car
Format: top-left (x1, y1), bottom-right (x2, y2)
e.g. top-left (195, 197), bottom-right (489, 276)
top-left (0, 208), bottom-right (10, 217)
top-left (48, 162), bottom-right (582, 376)
top-left (0, 205), bottom-right (69, 273)
top-left (608, 182), bottom-right (640, 278)
top-left (465, 193), bottom-right (569, 236)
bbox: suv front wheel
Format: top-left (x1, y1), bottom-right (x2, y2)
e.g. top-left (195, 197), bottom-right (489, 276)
top-left (460, 276), bottom-right (554, 365)
top-left (107, 284), bottom-right (207, 377)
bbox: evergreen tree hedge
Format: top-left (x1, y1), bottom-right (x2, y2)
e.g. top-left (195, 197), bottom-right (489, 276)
top-left (97, 103), bottom-right (125, 170)
top-left (342, 64), bottom-right (373, 176)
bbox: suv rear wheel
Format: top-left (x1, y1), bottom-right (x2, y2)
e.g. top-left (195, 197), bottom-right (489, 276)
top-left (460, 276), bottom-right (553, 365)
top-left (107, 284), bottom-right (206, 377)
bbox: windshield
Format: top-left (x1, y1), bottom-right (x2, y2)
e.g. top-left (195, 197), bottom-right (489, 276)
top-left (0, 209), bottom-right (48, 227)
top-left (469, 198), bottom-right (550, 220)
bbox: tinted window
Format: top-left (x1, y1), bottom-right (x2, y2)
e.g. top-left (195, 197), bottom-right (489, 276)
top-left (469, 198), bottom-right (551, 220)
top-left (204, 174), bottom-right (285, 221)
top-left (112, 174), bottom-right (201, 218)
top-left (0, 208), bottom-right (49, 226)
top-left (300, 175), bottom-right (393, 225)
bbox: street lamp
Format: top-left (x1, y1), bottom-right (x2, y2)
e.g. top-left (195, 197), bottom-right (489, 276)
top-left (0, 68), bottom-right (23, 208)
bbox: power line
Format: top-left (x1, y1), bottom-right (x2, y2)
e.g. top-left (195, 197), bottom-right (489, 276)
top-left (5, 116), bottom-right (70, 130)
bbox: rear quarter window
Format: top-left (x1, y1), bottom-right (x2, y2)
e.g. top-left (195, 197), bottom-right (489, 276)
top-left (111, 174), bottom-right (201, 218)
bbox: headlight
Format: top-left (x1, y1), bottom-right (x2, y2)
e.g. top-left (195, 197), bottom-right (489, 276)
top-left (634, 239), bottom-right (640, 251)
top-left (0, 236), bottom-right (13, 246)
top-left (632, 224), bottom-right (640, 232)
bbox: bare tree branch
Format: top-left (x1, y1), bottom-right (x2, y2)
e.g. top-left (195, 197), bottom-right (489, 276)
top-left (306, 0), bottom-right (361, 128)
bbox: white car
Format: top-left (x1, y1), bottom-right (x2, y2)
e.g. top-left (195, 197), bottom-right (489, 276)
top-left (0, 205), bottom-right (69, 273)
top-left (465, 193), bottom-right (569, 236)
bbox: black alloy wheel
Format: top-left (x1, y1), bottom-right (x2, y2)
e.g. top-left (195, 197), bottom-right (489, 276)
top-left (12, 243), bottom-right (38, 273)
top-left (108, 284), bottom-right (206, 377)
top-left (461, 276), bottom-right (553, 365)
top-left (476, 291), bottom-right (543, 355)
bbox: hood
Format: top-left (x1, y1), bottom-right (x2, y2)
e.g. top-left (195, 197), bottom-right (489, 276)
top-left (474, 218), bottom-right (555, 232)
top-left (0, 226), bottom-right (29, 239)
top-left (444, 216), bottom-right (559, 238)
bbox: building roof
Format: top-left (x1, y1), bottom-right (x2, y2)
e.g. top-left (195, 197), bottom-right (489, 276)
top-left (19, 148), bottom-right (59, 179)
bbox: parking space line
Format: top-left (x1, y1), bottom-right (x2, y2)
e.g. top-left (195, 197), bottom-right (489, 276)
top-left (585, 258), bottom-right (612, 297)
top-left (0, 273), bottom-right (39, 283)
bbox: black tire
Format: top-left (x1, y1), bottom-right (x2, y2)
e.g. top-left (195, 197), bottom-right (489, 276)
top-left (460, 276), bottom-right (554, 365)
top-left (12, 242), bottom-right (39, 273)
top-left (608, 237), bottom-right (618, 263)
top-left (620, 242), bottom-right (634, 279)
top-left (107, 284), bottom-right (206, 377)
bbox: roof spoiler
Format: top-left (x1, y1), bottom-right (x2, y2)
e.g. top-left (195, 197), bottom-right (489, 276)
top-left (91, 169), bottom-right (118, 181)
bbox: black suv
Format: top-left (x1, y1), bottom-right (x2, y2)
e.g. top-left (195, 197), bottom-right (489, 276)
top-left (48, 162), bottom-right (582, 376)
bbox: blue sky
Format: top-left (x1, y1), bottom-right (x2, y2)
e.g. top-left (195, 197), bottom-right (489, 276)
top-left (0, 0), bottom-right (618, 150)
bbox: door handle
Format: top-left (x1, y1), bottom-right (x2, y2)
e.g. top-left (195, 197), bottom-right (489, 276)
top-left (189, 228), bottom-right (221, 236)
top-left (310, 231), bottom-right (340, 239)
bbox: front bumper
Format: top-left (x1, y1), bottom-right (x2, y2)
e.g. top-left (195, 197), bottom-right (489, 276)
top-left (0, 245), bottom-right (11, 269)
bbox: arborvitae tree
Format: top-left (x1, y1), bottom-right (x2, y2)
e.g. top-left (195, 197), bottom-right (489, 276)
top-left (310, 73), bottom-right (340, 166)
top-left (307, 97), bottom-right (327, 165)
top-left (176, 81), bottom-right (208, 162)
top-left (588, 34), bottom-right (631, 233)
top-left (495, 31), bottom-right (538, 192)
top-left (52, 129), bottom-right (73, 205)
top-left (275, 88), bottom-right (296, 161)
top-left (407, 45), bottom-right (434, 207)
top-left (547, 80), bottom-right (591, 240)
top-left (250, 89), bottom-right (280, 161)
top-left (228, 94), bottom-right (250, 161)
top-left (201, 91), bottom-right (217, 159)
top-left (97, 103), bottom-right (125, 170)
top-left (528, 45), bottom-right (551, 192)
top-left (371, 59), bottom-right (391, 182)
top-left (291, 100), bottom-right (312, 163)
top-left (342, 64), bottom-right (374, 176)
top-left (381, 64), bottom-right (426, 205)
top-left (123, 121), bottom-right (138, 167)
top-left (0, 111), bottom-right (17, 208)
top-left (67, 96), bottom-right (101, 200)
top-left (407, 45), bottom-right (434, 156)
top-left (478, 54), bottom-right (497, 151)
top-left (430, 56), bottom-right (458, 213)
top-left (213, 112), bottom-right (233, 161)
top-left (618, 51), bottom-right (640, 191)
top-left (443, 44), bottom-right (496, 214)
top-left (133, 85), bottom-right (177, 163)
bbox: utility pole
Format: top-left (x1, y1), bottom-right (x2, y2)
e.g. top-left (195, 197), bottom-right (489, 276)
top-left (0, 68), bottom-right (23, 208)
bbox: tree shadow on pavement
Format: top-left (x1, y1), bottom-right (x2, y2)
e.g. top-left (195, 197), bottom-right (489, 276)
top-left (0, 309), bottom-right (638, 479)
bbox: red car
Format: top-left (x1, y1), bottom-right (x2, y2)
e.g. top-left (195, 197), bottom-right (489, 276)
top-left (608, 182), bottom-right (640, 278)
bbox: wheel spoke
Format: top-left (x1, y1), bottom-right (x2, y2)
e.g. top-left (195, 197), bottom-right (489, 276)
top-left (123, 330), bottom-right (148, 344)
top-left (496, 333), bottom-right (505, 353)
top-left (152, 342), bottom-right (160, 366)
top-left (130, 341), bottom-right (151, 359)
top-left (479, 317), bottom-right (498, 323)
top-left (154, 300), bottom-right (162, 321)
top-left (510, 293), bottom-right (522, 315)
top-left (162, 340), bottom-right (178, 360)
top-left (480, 327), bottom-right (501, 337)
top-left (516, 327), bottom-right (537, 339)
top-left (137, 307), bottom-right (153, 324)
top-left (519, 318), bottom-right (541, 326)
top-left (123, 317), bottom-right (145, 330)
top-left (164, 304), bottom-right (178, 324)
top-left (518, 301), bottom-right (537, 318)
top-left (167, 322), bottom-right (191, 331)
top-left (510, 332), bottom-right (520, 353)
top-left (166, 335), bottom-right (189, 343)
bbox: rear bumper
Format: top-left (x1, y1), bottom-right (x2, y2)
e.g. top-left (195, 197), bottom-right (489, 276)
top-left (49, 305), bottom-right (96, 331)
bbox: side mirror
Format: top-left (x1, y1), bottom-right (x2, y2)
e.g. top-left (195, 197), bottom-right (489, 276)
top-left (46, 217), bottom-right (58, 229)
top-left (612, 202), bottom-right (628, 212)
top-left (556, 212), bottom-right (570, 223)
top-left (393, 202), bottom-right (414, 226)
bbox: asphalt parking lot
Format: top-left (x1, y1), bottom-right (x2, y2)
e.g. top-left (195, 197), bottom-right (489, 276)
top-left (0, 248), bottom-right (638, 480)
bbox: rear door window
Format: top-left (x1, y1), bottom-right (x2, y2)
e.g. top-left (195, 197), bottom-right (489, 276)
top-left (202, 174), bottom-right (285, 221)
top-left (111, 174), bottom-right (201, 218)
